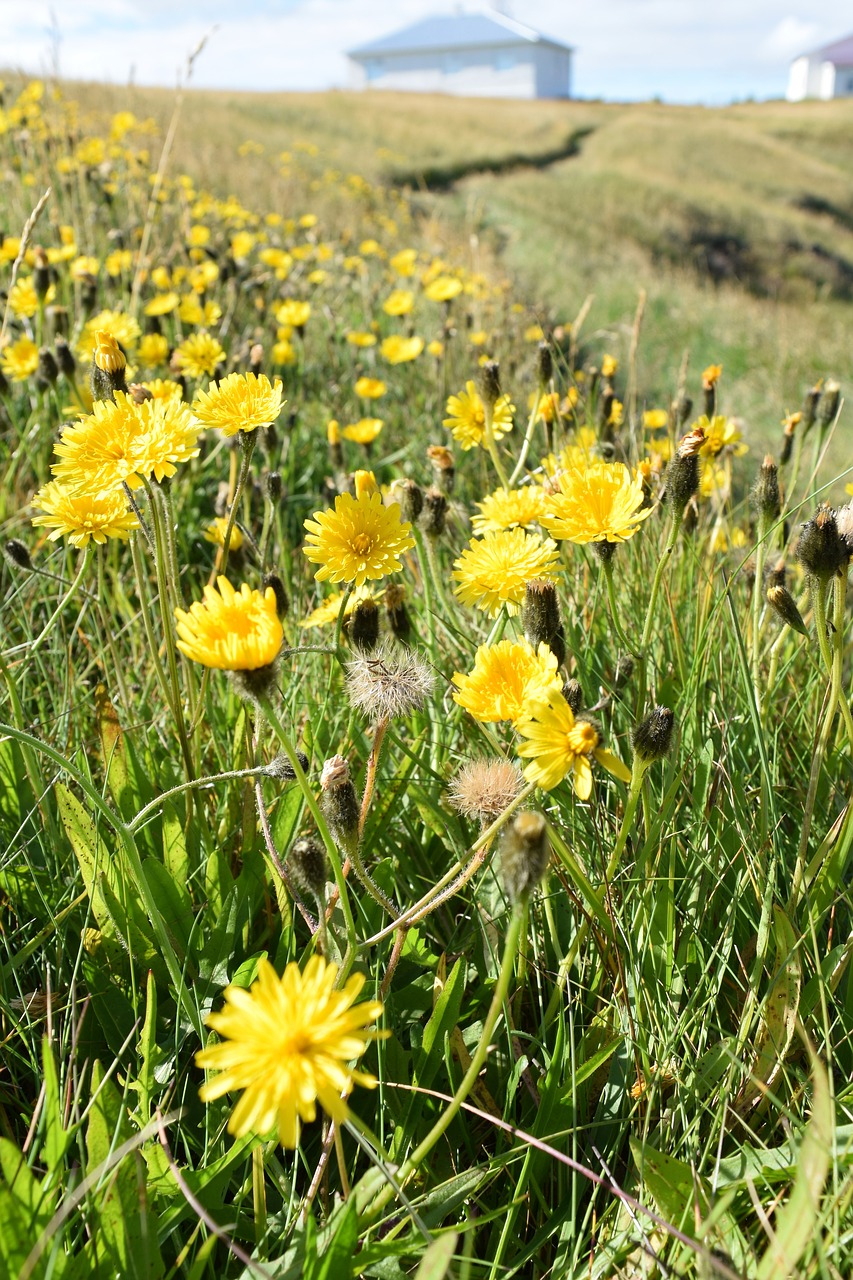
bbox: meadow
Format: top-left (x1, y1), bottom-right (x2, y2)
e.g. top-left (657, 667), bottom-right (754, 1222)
top-left (0, 74), bottom-right (852, 1279)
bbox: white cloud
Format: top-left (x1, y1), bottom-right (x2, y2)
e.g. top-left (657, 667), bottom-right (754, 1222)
top-left (759, 16), bottom-right (821, 60)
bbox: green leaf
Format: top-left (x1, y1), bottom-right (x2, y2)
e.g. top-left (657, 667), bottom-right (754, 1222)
top-left (415, 957), bottom-right (465, 1092)
top-left (142, 857), bottom-right (194, 961)
top-left (96, 684), bottom-right (133, 819)
top-left (412, 1233), bottom-right (459, 1280)
top-left (739, 906), bottom-right (801, 1113)
top-left (41, 1036), bottom-right (72, 1171)
top-left (161, 804), bottom-right (190, 900)
top-left (315, 1198), bottom-right (358, 1280)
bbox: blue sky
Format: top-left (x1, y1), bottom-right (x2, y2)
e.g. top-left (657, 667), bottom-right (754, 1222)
top-left (1, 1), bottom-right (851, 102)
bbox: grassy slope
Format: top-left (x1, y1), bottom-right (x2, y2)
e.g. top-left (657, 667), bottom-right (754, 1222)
top-left (55, 80), bottom-right (853, 448)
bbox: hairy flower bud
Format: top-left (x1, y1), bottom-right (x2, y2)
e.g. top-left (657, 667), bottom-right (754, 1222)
top-left (90, 331), bottom-right (127, 402)
top-left (817, 380), bottom-right (840, 429)
top-left (796, 505), bottom-right (848, 582)
top-left (36, 346), bottom-right (58, 387)
top-left (420, 486), bottom-right (447, 538)
top-left (751, 454), bottom-right (780, 525)
top-left (537, 341), bottom-right (553, 388)
top-left (54, 335), bottom-right (76, 380)
top-left (263, 572), bottom-right (289, 618)
top-left (632, 706), bottom-right (674, 767)
top-left (265, 471), bottom-right (283, 502)
top-left (391, 478), bottom-right (424, 525)
top-left (320, 755), bottom-right (361, 856)
top-left (4, 539), bottom-right (33, 571)
top-left (288, 836), bottom-right (327, 901)
top-left (501, 811), bottom-right (550, 904)
top-left (478, 359), bottom-right (502, 410)
top-left (766, 583), bottom-right (807, 635)
top-left (665, 428), bottom-right (702, 515)
top-left (562, 677), bottom-right (583, 713)
top-left (349, 597), bottom-right (380, 652)
top-left (266, 750), bottom-right (310, 780)
top-left (426, 445), bottom-right (455, 495)
top-left (522, 579), bottom-right (565, 664)
top-left (384, 583), bottom-right (411, 643)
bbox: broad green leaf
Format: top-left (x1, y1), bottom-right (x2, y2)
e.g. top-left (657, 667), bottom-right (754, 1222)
top-left (142, 857), bottom-right (194, 960)
top-left (415, 957), bottom-right (465, 1091)
top-left (739, 907), bottom-right (801, 1113)
top-left (96, 684), bottom-right (132, 818)
top-left (161, 804), bottom-right (190, 900)
top-left (412, 1233), bottom-right (459, 1279)
top-left (41, 1036), bottom-right (72, 1171)
top-left (315, 1198), bottom-right (358, 1280)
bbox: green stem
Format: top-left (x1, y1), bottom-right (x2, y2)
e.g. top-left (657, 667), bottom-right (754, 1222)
top-left (128, 765), bottom-right (271, 831)
top-left (507, 390), bottom-right (542, 487)
top-left (635, 513), bottom-right (681, 714)
top-left (483, 401), bottom-right (510, 489)
top-left (602, 556), bottom-right (639, 658)
top-left (219, 432), bottom-right (256, 581)
top-left (750, 513), bottom-right (769, 696)
top-left (10, 545), bottom-right (92, 659)
top-left (361, 902), bottom-right (527, 1224)
top-left (130, 531), bottom-right (171, 707)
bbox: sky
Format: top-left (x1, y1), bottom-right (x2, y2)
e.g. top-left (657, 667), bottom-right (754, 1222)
top-left (1, 1), bottom-right (851, 103)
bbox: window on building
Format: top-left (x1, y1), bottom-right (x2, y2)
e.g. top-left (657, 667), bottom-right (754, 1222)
top-left (495, 51), bottom-right (517, 70)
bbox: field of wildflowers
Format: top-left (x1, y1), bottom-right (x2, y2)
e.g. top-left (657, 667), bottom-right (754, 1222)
top-left (1, 77), bottom-right (852, 1278)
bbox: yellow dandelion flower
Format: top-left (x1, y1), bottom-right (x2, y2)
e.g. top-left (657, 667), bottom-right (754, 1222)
top-left (140, 378), bottom-right (184, 403)
top-left (303, 490), bottom-right (415, 589)
top-left (425, 275), bottom-right (463, 303)
top-left (354, 376), bottom-right (386, 399)
top-left (702, 363), bottom-right (722, 389)
top-left (342, 418), bottom-right (384, 445)
top-left (524, 323), bottom-right (545, 342)
top-left (133, 396), bottom-right (201, 482)
top-left (346, 331), bottom-right (377, 348)
top-left (516, 693), bottom-right (631, 797)
top-left (453, 528), bottom-right (560, 618)
top-left (205, 517), bottom-right (244, 551)
top-left (694, 414), bottom-right (747, 457)
top-left (196, 955), bottom-right (383, 1149)
top-left (70, 255), bottom-right (100, 280)
top-left (1, 335), bottom-right (39, 382)
top-left (143, 291), bottom-right (180, 317)
top-left (93, 330), bottom-right (126, 374)
top-left (381, 335), bottom-right (424, 365)
top-left (601, 354), bottom-right (618, 379)
top-left (444, 381), bottom-right (514, 451)
top-left (174, 331), bottom-right (226, 380)
top-left (643, 409), bottom-right (669, 430)
top-left (452, 639), bottom-right (562, 725)
top-left (427, 339), bottom-right (444, 358)
top-left (31, 479), bottom-right (138, 548)
top-left (542, 461), bottom-right (651, 546)
top-left (175, 576), bottom-right (283, 671)
top-left (276, 299), bottom-right (311, 329)
top-left (382, 289), bottom-right (414, 317)
top-left (534, 391), bottom-right (562, 424)
top-left (471, 486), bottom-right (548, 534)
top-left (300, 584), bottom-right (375, 628)
top-left (191, 372), bottom-right (283, 437)
top-left (8, 277), bottom-right (40, 318)
top-left (178, 294), bottom-right (204, 326)
top-left (76, 310), bottom-right (140, 363)
top-left (138, 333), bottom-right (170, 368)
top-left (390, 248), bottom-right (417, 276)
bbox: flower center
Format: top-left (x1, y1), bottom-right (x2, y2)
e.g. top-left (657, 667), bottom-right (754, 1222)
top-left (351, 532), bottom-right (373, 557)
top-left (473, 408), bottom-right (485, 426)
top-left (567, 721), bottom-right (599, 755)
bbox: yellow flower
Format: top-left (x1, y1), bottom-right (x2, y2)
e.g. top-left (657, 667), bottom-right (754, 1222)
top-left (516, 694), bottom-right (631, 797)
top-left (524, 323), bottom-right (545, 342)
top-left (346, 331), bottom-right (377, 348)
top-left (303, 490), bottom-right (415, 588)
top-left (140, 378), bottom-right (184, 402)
top-left (93, 330), bottom-right (126, 374)
top-left (1, 336), bottom-right (39, 381)
top-left (31, 479), bottom-right (138, 548)
top-left (138, 333), bottom-right (170, 367)
top-left (444, 381), bottom-right (514, 451)
top-left (196, 955), bottom-right (383, 1149)
top-left (133, 396), bottom-right (201, 482)
top-left (205, 517), bottom-right (244, 551)
top-left (608, 399), bottom-right (624, 427)
top-left (427, 339), bottom-right (444, 358)
top-left (390, 248), bottom-right (417, 276)
top-left (542, 461), bottom-right (651, 546)
top-left (452, 639), bottom-right (562, 724)
top-left (601, 354), bottom-right (618, 379)
top-left (276, 299), bottom-right (311, 329)
top-left (174, 331), bottom-right (226, 380)
top-left (8, 278), bottom-right (40, 318)
top-left (76, 310), bottom-right (140, 363)
top-left (382, 289), bottom-right (414, 317)
top-left (175, 577), bottom-right (283, 670)
top-left (354, 376), bottom-right (386, 399)
top-left (695, 414), bottom-right (747, 457)
top-left (453, 528), bottom-right (560, 617)
top-left (702, 363), bottom-right (722, 389)
top-left (425, 275), bottom-right (463, 303)
top-left (343, 418), bottom-right (384, 445)
top-left (300, 584), bottom-right (375, 628)
top-left (469, 330), bottom-right (488, 347)
top-left (144, 291), bottom-right (179, 316)
top-left (191, 372), bottom-right (283, 437)
top-left (471, 486), bottom-right (548, 534)
top-left (643, 409), bottom-right (669, 430)
top-left (381, 335), bottom-right (424, 365)
top-left (52, 392), bottom-right (198, 491)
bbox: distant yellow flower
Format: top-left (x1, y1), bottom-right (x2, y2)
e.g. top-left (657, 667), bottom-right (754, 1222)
top-left (138, 333), bottom-right (169, 367)
top-left (76, 310), bottom-right (140, 363)
top-left (453, 528), bottom-right (559, 617)
top-left (276, 299), bottom-right (311, 329)
top-left (300, 584), bottom-right (374, 628)
top-left (390, 248), bottom-right (417, 276)
top-left (354, 376), bottom-right (386, 399)
top-left (382, 289), bottom-right (414, 317)
top-left (175, 577), bottom-right (283, 671)
top-left (524, 324), bottom-right (545, 342)
top-left (601, 354), bottom-right (618, 379)
top-left (188, 224), bottom-right (210, 247)
top-left (381, 335), bottom-right (423, 365)
top-left (695, 414), bottom-right (747, 457)
top-left (425, 275), bottom-right (463, 303)
top-left (469, 330), bottom-right (488, 347)
top-left (303, 490), bottom-right (415, 588)
top-left (174, 331), bottom-right (226, 380)
top-left (144, 291), bottom-right (179, 316)
top-left (1, 335), bottom-right (39, 381)
top-left (196, 955), bottom-right (383, 1149)
top-left (353, 470), bottom-right (378, 498)
top-left (346, 331), bottom-right (377, 348)
top-left (8, 278), bottom-right (40, 318)
top-left (141, 378), bottom-right (184, 402)
top-left (343, 418), bottom-right (384, 445)
top-left (452, 639), bottom-right (562, 725)
top-left (472, 486), bottom-right (548, 534)
top-left (542, 461), bottom-right (651, 546)
top-left (643, 409), bottom-right (669, 430)
top-left (191, 372), bottom-right (283, 437)
top-left (31, 479), bottom-right (138, 548)
top-left (444, 381), bottom-right (514, 451)
top-left (205, 517), bottom-right (244, 551)
top-left (702, 363), bottom-right (722, 389)
top-left (427, 339), bottom-right (444, 358)
top-left (516, 693), bottom-right (631, 797)
top-left (608, 399), bottom-right (624, 428)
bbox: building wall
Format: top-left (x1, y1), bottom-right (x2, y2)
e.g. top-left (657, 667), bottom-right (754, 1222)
top-left (834, 62), bottom-right (853, 95)
top-left (788, 54), bottom-right (853, 99)
top-left (350, 42), bottom-right (570, 98)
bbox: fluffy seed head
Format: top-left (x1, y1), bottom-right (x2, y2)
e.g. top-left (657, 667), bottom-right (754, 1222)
top-left (447, 758), bottom-right (526, 824)
top-left (345, 641), bottom-right (434, 721)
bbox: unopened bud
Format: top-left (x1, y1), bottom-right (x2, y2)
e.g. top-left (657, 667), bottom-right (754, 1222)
top-left (632, 706), bottom-right (674, 767)
top-left (478, 359), bottom-right (501, 410)
top-left (537, 341), bottom-right (553, 388)
top-left (562, 677), bottom-right (583, 714)
top-left (263, 571), bottom-right (289, 617)
top-left (796, 505), bottom-right (848, 582)
top-left (665, 428), bottom-right (702, 514)
top-left (817, 380), bottom-right (840, 429)
top-left (265, 471), bottom-right (283, 502)
top-left (33, 246), bottom-right (50, 300)
top-left (751, 454), bottom-right (780, 524)
top-left (288, 836), bottom-right (327, 900)
top-left (384, 583), bottom-right (411, 643)
top-left (802, 382), bottom-right (822, 433)
top-left (673, 394), bottom-right (693, 428)
top-left (128, 383), bottom-right (153, 404)
top-left (420, 487), bottom-right (447, 538)
top-left (613, 655), bottom-right (634, 690)
top-left (46, 305), bottom-right (68, 338)
top-left (426, 445), bottom-right (455, 495)
top-left (37, 347), bottom-right (58, 386)
top-left (349, 597), bottom-right (380, 652)
top-left (391, 478), bottom-right (423, 524)
top-left (249, 343), bottom-right (264, 375)
top-left (54, 335), bottom-right (76, 379)
top-left (320, 755), bottom-right (360, 855)
top-left (522, 578), bottom-right (564, 663)
top-left (501, 811), bottom-right (550, 904)
top-left (266, 750), bottom-right (310, 780)
top-left (766, 583), bottom-right (807, 635)
top-left (90, 331), bottom-right (127, 402)
top-left (4, 539), bottom-right (33, 570)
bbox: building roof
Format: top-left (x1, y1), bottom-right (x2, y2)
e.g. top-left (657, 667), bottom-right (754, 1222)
top-left (803, 32), bottom-right (853, 65)
top-left (349, 11), bottom-right (572, 59)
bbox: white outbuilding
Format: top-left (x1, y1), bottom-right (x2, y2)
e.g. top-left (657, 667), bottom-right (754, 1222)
top-left (787, 33), bottom-right (853, 100)
top-left (347, 10), bottom-right (573, 99)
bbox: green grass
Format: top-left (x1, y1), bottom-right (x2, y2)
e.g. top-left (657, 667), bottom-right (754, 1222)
top-left (0, 76), bottom-right (853, 1279)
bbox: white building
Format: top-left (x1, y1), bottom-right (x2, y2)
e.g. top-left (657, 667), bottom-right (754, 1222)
top-left (348, 11), bottom-right (573, 99)
top-left (787, 33), bottom-right (853, 100)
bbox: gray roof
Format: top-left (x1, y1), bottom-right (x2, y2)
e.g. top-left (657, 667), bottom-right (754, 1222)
top-left (806, 32), bottom-right (853, 64)
top-left (349, 11), bottom-right (572, 59)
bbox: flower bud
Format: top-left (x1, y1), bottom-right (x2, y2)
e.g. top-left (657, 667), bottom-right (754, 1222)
top-left (817, 380), bottom-right (840, 429)
top-left (420, 487), bottom-right (447, 538)
top-left (129, 383), bottom-right (154, 404)
top-left (54, 335), bottom-right (76, 380)
top-left (266, 750), bottom-right (310, 780)
top-left (501, 811), bottom-right (550, 904)
top-left (801, 382), bottom-right (822, 433)
top-left (288, 836), bottom-right (327, 901)
top-left (391, 478), bottom-right (424, 524)
top-left (796, 505), bottom-right (848, 582)
top-left (522, 578), bottom-right (564, 663)
top-left (90, 330), bottom-right (127, 402)
top-left (249, 343), bottom-right (264, 376)
top-left (751, 454), bottom-right (780, 524)
top-left (349, 597), bottom-right (380, 652)
top-left (766, 582), bottom-right (807, 635)
top-left (46, 306), bottom-right (69, 338)
top-left (320, 755), bottom-right (360, 856)
top-left (478, 359), bottom-right (502, 411)
top-left (33, 246), bottom-right (51, 301)
top-left (4, 539), bottom-right (33, 571)
top-left (613, 655), bottom-right (634, 690)
top-left (673, 394), bottom-right (693, 428)
top-left (265, 471), bottom-right (283, 502)
top-left (384, 583), bottom-right (411, 643)
top-left (37, 347), bottom-right (58, 386)
top-left (664, 428), bottom-right (702, 515)
top-left (263, 571), bottom-right (289, 617)
top-left (562, 677), bottom-right (583, 714)
top-left (632, 706), bottom-right (674, 767)
top-left (537, 341), bottom-right (553, 388)
top-left (426, 445), bottom-right (455, 495)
